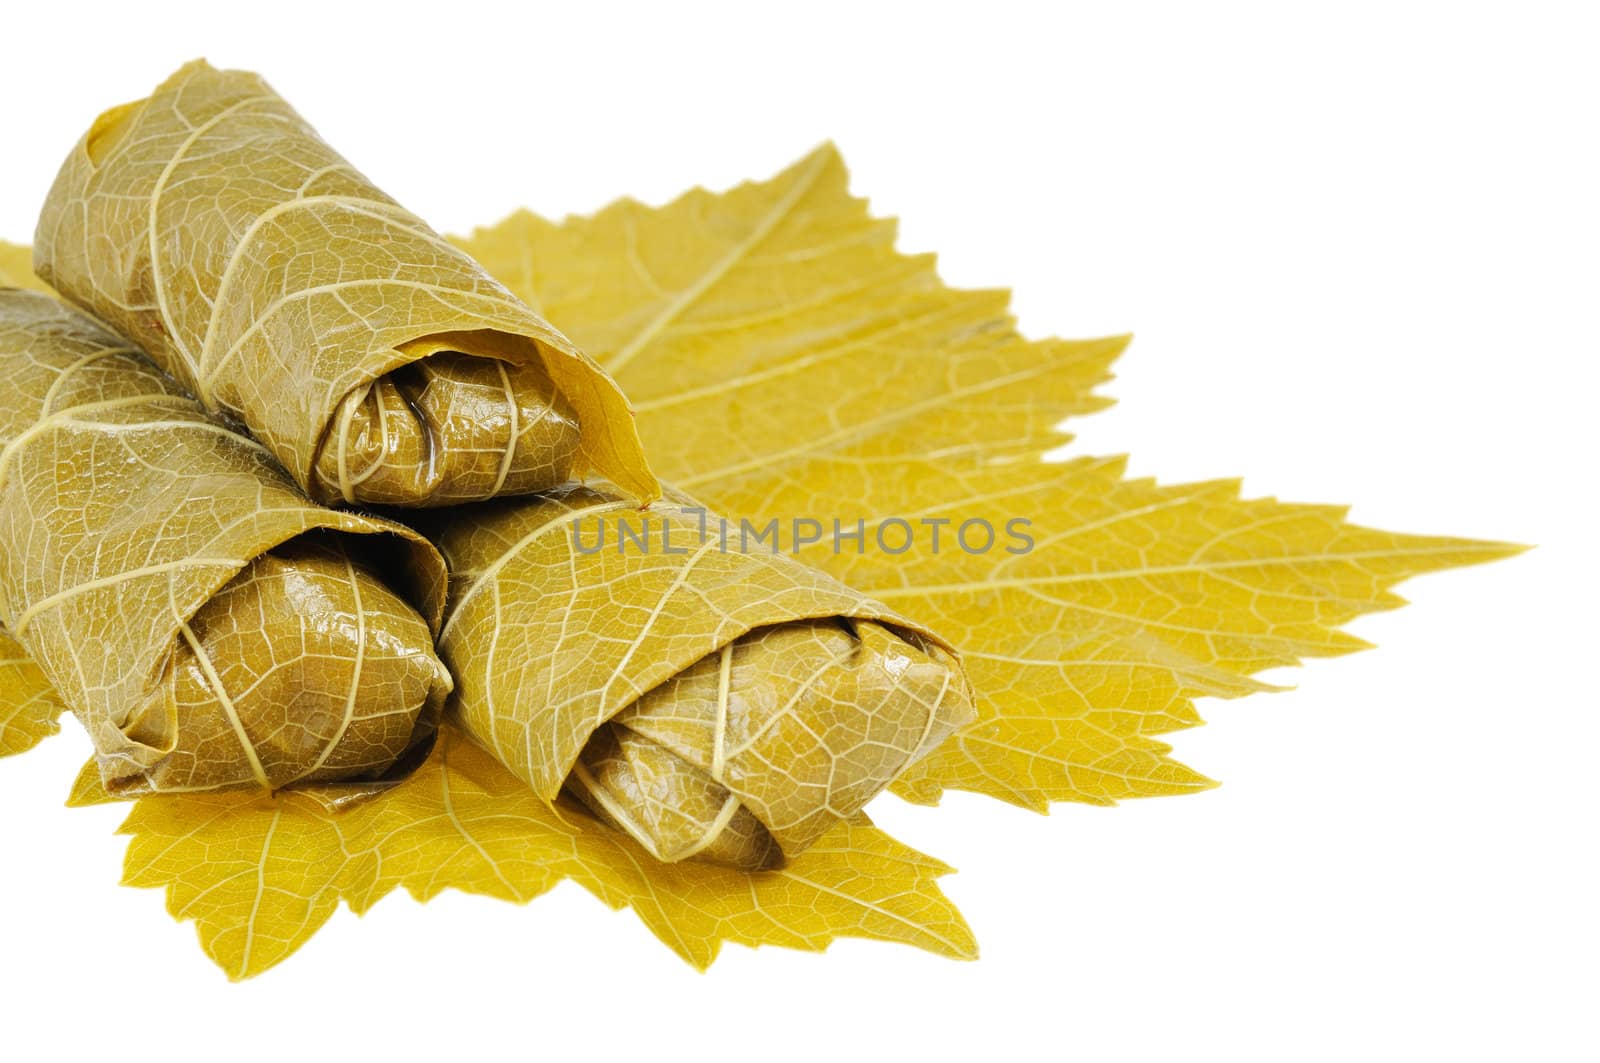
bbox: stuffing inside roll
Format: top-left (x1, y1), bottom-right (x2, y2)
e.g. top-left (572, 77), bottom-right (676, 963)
top-left (566, 619), bottom-right (975, 870)
top-left (119, 536), bottom-right (452, 793)
top-left (310, 349), bottom-right (580, 508)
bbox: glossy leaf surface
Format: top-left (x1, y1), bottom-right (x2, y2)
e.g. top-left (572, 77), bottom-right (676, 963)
top-left (0, 291), bottom-right (450, 793)
top-left (34, 61), bottom-right (656, 506)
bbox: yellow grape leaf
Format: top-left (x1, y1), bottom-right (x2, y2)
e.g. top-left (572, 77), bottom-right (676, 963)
top-left (20, 143), bottom-right (1515, 979)
top-left (80, 727), bottom-right (972, 980)
top-left (456, 144), bottom-right (1520, 810)
top-left (0, 626), bottom-right (65, 758)
top-left (459, 143), bottom-right (1122, 490)
top-left (795, 456), bottom-right (1514, 807)
top-left (0, 242), bottom-right (44, 290)
top-left (67, 756), bottom-right (110, 805)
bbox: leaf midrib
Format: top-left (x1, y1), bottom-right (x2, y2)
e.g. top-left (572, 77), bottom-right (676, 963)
top-left (601, 148), bottom-right (831, 376)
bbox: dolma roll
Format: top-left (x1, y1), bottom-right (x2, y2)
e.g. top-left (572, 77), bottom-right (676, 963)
top-left (0, 289), bottom-right (452, 794)
top-left (35, 59), bottom-right (657, 508)
top-left (420, 484), bottom-right (976, 870)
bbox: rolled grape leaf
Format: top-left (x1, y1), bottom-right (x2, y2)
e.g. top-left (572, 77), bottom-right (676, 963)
top-left (0, 288), bottom-right (453, 794)
top-left (34, 59), bottom-right (657, 508)
top-left (417, 484), bottom-right (977, 870)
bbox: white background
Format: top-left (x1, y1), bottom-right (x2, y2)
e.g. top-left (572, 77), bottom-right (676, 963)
top-left (1, 2), bottom-right (1593, 1060)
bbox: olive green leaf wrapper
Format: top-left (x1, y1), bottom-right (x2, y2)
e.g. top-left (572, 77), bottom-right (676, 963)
top-left (417, 484), bottom-right (976, 869)
top-left (0, 289), bottom-right (452, 794)
top-left (0, 247), bottom-right (62, 762)
top-left (34, 59), bottom-right (658, 508)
